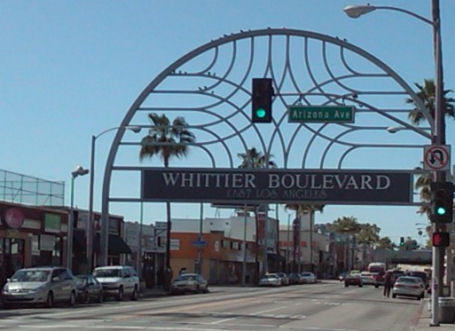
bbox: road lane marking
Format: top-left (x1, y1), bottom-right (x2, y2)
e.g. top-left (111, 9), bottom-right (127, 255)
top-left (210, 317), bottom-right (237, 325)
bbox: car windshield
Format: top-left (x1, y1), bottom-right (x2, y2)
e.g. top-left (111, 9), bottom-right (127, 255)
top-left (176, 274), bottom-right (197, 281)
top-left (10, 270), bottom-right (50, 282)
top-left (75, 275), bottom-right (88, 285)
top-left (93, 269), bottom-right (122, 277)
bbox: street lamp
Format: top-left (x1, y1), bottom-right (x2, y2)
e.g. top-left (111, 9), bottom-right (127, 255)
top-left (68, 165), bottom-right (89, 270)
top-left (87, 125), bottom-right (141, 271)
top-left (344, 2), bottom-right (446, 325)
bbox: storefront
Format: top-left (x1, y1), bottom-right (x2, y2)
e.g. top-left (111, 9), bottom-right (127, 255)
top-left (0, 201), bottom-right (67, 286)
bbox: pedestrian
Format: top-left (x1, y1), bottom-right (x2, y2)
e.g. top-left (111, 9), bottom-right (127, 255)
top-left (383, 271), bottom-right (393, 297)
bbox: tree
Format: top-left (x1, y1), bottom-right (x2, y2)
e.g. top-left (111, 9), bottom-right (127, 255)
top-left (415, 169), bottom-right (431, 217)
top-left (330, 216), bottom-right (361, 234)
top-left (139, 113), bottom-right (195, 288)
top-left (376, 237), bottom-right (394, 250)
top-left (356, 223), bottom-right (380, 245)
top-left (237, 147), bottom-right (276, 169)
top-left (405, 79), bottom-right (454, 125)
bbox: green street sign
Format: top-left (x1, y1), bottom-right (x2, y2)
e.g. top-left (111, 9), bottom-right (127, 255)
top-left (288, 106), bottom-right (355, 123)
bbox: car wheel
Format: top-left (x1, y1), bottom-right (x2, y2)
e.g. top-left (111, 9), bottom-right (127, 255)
top-left (417, 296), bottom-right (421, 301)
top-left (392, 294), bottom-right (396, 298)
top-left (69, 291), bottom-right (76, 307)
top-left (131, 286), bottom-right (138, 301)
top-left (374, 284), bottom-right (379, 288)
top-left (344, 283), bottom-right (348, 287)
top-left (359, 284), bottom-right (363, 287)
top-left (203, 286), bottom-right (209, 293)
top-left (117, 287), bottom-right (124, 301)
top-left (46, 292), bottom-right (54, 308)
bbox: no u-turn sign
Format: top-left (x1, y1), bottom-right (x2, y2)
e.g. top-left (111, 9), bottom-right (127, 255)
top-left (424, 145), bottom-right (451, 171)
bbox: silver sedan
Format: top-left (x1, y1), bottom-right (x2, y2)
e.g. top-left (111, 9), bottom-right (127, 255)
top-left (392, 276), bottom-right (425, 300)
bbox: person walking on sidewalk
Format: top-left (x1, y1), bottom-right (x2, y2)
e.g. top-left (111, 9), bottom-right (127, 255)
top-left (383, 271), bottom-right (393, 297)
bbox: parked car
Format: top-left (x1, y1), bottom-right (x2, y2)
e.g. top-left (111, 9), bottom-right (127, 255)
top-left (93, 265), bottom-right (139, 301)
top-left (288, 273), bottom-right (301, 285)
top-left (170, 273), bottom-right (209, 294)
top-left (344, 272), bottom-right (363, 287)
top-left (75, 274), bottom-right (104, 303)
top-left (1, 266), bottom-right (77, 308)
top-left (338, 272), bottom-right (348, 282)
top-left (301, 272), bottom-right (317, 284)
top-left (259, 273), bottom-right (282, 287)
top-left (276, 272), bottom-right (289, 285)
top-left (360, 272), bottom-right (376, 286)
top-left (392, 276), bottom-right (425, 300)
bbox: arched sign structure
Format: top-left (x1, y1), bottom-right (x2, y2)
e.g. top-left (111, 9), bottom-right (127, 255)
top-left (99, 28), bottom-right (432, 264)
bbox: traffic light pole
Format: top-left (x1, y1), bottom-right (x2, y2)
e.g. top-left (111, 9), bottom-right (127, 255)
top-left (431, 0), bottom-right (445, 326)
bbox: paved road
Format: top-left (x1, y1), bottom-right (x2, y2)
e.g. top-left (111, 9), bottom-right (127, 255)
top-left (0, 281), bottom-right (427, 330)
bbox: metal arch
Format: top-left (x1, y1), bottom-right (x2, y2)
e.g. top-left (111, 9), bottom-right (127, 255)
top-left (100, 28), bottom-right (433, 264)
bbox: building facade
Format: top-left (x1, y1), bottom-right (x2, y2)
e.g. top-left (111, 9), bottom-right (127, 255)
top-left (0, 201), bottom-right (68, 286)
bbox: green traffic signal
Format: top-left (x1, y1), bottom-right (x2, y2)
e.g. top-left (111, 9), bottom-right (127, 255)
top-left (437, 206), bottom-right (446, 216)
top-left (255, 108), bottom-right (266, 118)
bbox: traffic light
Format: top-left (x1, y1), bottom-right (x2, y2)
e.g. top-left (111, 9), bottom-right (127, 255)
top-left (432, 231), bottom-right (450, 247)
top-left (252, 78), bottom-right (273, 123)
top-left (430, 182), bottom-right (454, 223)
top-left (399, 237), bottom-right (404, 247)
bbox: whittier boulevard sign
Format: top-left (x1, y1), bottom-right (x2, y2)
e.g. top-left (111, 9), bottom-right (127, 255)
top-left (142, 168), bottom-right (413, 205)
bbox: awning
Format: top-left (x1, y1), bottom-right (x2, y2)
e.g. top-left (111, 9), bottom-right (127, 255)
top-left (94, 234), bottom-right (132, 255)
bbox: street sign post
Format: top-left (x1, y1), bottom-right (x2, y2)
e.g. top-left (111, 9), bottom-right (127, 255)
top-left (288, 106), bottom-right (355, 123)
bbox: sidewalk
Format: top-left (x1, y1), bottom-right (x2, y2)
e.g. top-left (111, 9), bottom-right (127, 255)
top-left (413, 299), bottom-right (455, 330)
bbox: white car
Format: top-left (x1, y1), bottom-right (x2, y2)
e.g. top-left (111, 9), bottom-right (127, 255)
top-left (259, 273), bottom-right (282, 286)
top-left (392, 276), bottom-right (425, 300)
top-left (301, 272), bottom-right (317, 284)
top-left (93, 266), bottom-right (139, 301)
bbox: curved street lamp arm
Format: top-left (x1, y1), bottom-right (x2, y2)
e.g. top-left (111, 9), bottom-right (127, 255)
top-left (374, 6), bottom-right (434, 26)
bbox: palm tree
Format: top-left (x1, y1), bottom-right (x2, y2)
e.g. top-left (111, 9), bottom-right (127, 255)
top-left (139, 113), bottom-right (195, 288)
top-left (237, 147), bottom-right (276, 169)
top-left (237, 148), bottom-right (276, 278)
top-left (405, 79), bottom-right (455, 125)
top-left (415, 169), bottom-right (432, 217)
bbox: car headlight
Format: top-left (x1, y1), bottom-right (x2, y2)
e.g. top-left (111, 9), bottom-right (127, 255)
top-left (2, 285), bottom-right (10, 293)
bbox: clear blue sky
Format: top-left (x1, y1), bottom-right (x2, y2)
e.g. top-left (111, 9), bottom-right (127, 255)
top-left (1, 1), bottom-right (454, 245)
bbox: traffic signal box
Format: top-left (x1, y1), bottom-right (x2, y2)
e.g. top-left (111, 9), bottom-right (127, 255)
top-left (430, 182), bottom-right (454, 223)
top-left (432, 231), bottom-right (450, 247)
top-left (252, 78), bottom-right (273, 123)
